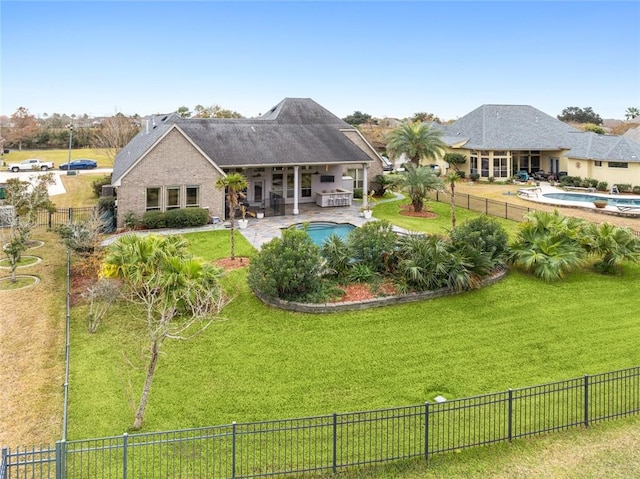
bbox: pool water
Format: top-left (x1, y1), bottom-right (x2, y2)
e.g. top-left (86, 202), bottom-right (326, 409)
top-left (290, 222), bottom-right (356, 246)
top-left (543, 193), bottom-right (640, 207)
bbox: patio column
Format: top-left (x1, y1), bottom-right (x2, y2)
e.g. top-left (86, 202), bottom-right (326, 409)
top-left (293, 165), bottom-right (300, 215)
top-left (362, 163), bottom-right (369, 209)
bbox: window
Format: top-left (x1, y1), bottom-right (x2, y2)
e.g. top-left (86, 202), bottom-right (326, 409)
top-left (347, 168), bottom-right (364, 189)
top-left (186, 186), bottom-right (200, 207)
top-left (146, 187), bottom-right (160, 211)
top-left (166, 186), bottom-right (180, 210)
top-left (301, 173), bottom-right (312, 197)
top-left (286, 172), bottom-right (295, 198)
top-left (493, 156), bottom-right (508, 177)
top-left (594, 161), bottom-right (602, 167)
top-left (481, 157), bottom-right (490, 177)
top-left (608, 162), bottom-right (628, 168)
top-left (469, 154), bottom-right (478, 175)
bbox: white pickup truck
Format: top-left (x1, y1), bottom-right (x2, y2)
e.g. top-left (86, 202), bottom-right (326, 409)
top-left (6, 158), bottom-right (55, 172)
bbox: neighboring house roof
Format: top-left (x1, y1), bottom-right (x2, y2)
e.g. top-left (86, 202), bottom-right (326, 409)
top-left (113, 98), bottom-right (377, 184)
top-left (565, 132), bottom-right (640, 162)
top-left (439, 104), bottom-right (640, 163)
top-left (441, 104), bottom-right (579, 150)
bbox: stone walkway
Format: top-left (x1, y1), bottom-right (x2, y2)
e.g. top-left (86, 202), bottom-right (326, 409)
top-left (102, 194), bottom-right (407, 248)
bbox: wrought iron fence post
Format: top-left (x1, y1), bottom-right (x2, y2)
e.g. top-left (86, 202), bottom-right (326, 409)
top-left (584, 375), bottom-right (590, 427)
top-left (55, 440), bottom-right (66, 479)
top-left (2, 447), bottom-right (8, 478)
top-left (505, 202), bottom-right (508, 219)
top-left (122, 433), bottom-right (128, 479)
top-left (424, 402), bottom-right (430, 461)
top-left (48, 210), bottom-right (53, 229)
top-left (485, 198), bottom-right (488, 214)
top-left (231, 421), bottom-right (237, 479)
top-left (332, 413), bottom-right (338, 475)
top-left (68, 208), bottom-right (73, 223)
top-left (508, 389), bottom-right (513, 442)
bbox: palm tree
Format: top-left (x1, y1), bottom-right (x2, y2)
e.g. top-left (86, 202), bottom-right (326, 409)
top-left (392, 164), bottom-right (444, 213)
top-left (215, 173), bottom-right (248, 260)
top-left (582, 223), bottom-right (640, 274)
top-left (625, 107), bottom-right (640, 120)
top-left (508, 211), bottom-right (586, 281)
top-left (386, 121), bottom-right (446, 166)
top-left (445, 172), bottom-right (461, 230)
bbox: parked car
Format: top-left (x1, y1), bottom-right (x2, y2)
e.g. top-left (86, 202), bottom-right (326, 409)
top-left (7, 158), bottom-right (55, 172)
top-left (59, 159), bottom-right (98, 170)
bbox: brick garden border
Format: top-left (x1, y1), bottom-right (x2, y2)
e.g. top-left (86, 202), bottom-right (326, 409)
top-left (254, 266), bottom-right (508, 313)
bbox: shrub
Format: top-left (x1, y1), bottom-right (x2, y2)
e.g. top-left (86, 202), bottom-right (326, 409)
top-left (633, 186), bottom-right (640, 195)
top-left (352, 188), bottom-right (363, 199)
top-left (469, 173), bottom-right (480, 181)
top-left (396, 234), bottom-right (473, 292)
top-left (450, 216), bottom-right (509, 266)
top-left (617, 183), bottom-right (632, 193)
top-left (347, 263), bottom-right (377, 283)
top-left (348, 220), bottom-right (398, 274)
top-left (141, 211), bottom-right (166, 229)
top-left (488, 176), bottom-right (495, 183)
top-left (596, 181), bottom-right (608, 191)
top-left (248, 227), bottom-right (324, 301)
top-left (123, 211), bottom-right (140, 230)
top-left (320, 234), bottom-right (351, 278)
top-left (98, 197), bottom-right (116, 214)
top-left (164, 208), bottom-right (209, 228)
top-left (91, 175), bottom-right (113, 197)
top-left (560, 175), bottom-right (581, 187)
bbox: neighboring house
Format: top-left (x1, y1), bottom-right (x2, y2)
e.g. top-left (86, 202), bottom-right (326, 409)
top-left (428, 104), bottom-right (640, 185)
top-left (112, 98), bottom-right (385, 227)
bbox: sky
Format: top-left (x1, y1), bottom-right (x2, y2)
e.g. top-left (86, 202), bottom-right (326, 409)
top-left (1, 1), bottom-right (639, 121)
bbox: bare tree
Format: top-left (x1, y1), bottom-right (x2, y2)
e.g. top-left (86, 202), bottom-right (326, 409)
top-left (101, 234), bottom-right (229, 429)
top-left (5, 107), bottom-right (38, 150)
top-left (93, 114), bottom-right (141, 165)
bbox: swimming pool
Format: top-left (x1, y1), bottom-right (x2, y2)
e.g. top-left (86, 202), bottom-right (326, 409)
top-left (289, 222), bottom-right (356, 246)
top-left (542, 193), bottom-right (640, 207)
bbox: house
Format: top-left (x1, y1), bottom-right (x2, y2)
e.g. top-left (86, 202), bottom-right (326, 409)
top-left (111, 98), bottom-right (385, 227)
top-left (429, 104), bottom-right (640, 185)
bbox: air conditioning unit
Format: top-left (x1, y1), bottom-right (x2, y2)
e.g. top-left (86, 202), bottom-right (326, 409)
top-left (101, 185), bottom-right (115, 197)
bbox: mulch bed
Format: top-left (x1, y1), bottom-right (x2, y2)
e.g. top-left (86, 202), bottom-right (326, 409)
top-left (398, 204), bottom-right (438, 218)
top-left (214, 257), bottom-right (251, 270)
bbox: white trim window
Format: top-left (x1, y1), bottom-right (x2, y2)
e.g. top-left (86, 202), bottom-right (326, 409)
top-left (146, 187), bottom-right (161, 211)
top-left (186, 186), bottom-right (200, 207)
top-left (166, 186), bottom-right (180, 210)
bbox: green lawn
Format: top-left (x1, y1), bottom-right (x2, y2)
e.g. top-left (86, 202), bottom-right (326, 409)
top-left (68, 216), bottom-right (640, 439)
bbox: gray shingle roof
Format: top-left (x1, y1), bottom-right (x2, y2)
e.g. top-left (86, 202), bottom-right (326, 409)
top-left (113, 98), bottom-right (374, 184)
top-left (440, 104), bottom-right (640, 162)
top-left (442, 104), bottom-right (578, 150)
top-left (565, 132), bottom-right (640, 162)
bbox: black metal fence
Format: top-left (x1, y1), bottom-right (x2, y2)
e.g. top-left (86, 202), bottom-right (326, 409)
top-left (429, 190), bottom-right (640, 236)
top-left (3, 366), bottom-right (640, 478)
top-left (34, 207), bottom-right (98, 229)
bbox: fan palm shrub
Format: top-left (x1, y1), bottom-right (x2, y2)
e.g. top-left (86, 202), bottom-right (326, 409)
top-left (581, 222), bottom-right (640, 274)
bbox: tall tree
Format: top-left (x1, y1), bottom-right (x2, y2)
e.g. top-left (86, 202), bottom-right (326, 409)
top-left (342, 111), bottom-right (373, 126)
top-left (557, 106), bottom-right (603, 125)
top-left (215, 173), bottom-right (248, 260)
top-left (176, 106), bottom-right (192, 118)
top-left (6, 107), bottom-right (38, 150)
top-left (625, 107), bottom-right (640, 120)
top-left (410, 112), bottom-right (441, 124)
top-left (386, 122), bottom-right (446, 166)
top-left (391, 164), bottom-right (444, 213)
top-left (193, 104), bottom-right (243, 118)
top-left (101, 234), bottom-right (227, 430)
top-left (93, 113), bottom-right (141, 164)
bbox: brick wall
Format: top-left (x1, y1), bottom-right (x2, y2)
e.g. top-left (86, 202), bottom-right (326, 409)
top-left (116, 128), bottom-right (225, 227)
